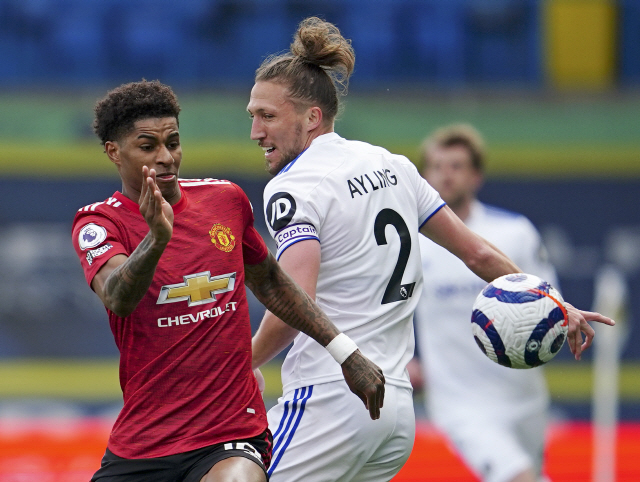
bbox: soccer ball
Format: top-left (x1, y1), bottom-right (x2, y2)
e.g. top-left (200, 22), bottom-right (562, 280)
top-left (471, 273), bottom-right (568, 369)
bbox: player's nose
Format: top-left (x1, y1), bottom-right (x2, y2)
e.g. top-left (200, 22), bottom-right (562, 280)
top-left (157, 144), bottom-right (175, 165)
top-left (250, 118), bottom-right (265, 141)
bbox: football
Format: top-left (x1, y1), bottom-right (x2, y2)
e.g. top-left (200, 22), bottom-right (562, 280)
top-left (471, 273), bottom-right (569, 369)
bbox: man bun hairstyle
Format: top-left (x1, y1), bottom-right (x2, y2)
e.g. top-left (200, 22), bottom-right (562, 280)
top-left (421, 123), bottom-right (486, 173)
top-left (93, 80), bottom-right (181, 145)
top-left (255, 17), bottom-right (355, 123)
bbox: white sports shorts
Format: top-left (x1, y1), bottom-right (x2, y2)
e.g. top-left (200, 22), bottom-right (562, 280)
top-left (435, 407), bottom-right (548, 482)
top-left (267, 381), bottom-right (415, 482)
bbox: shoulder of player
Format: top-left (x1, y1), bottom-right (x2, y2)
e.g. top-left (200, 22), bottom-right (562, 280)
top-left (287, 138), bottom-right (411, 185)
top-left (73, 194), bottom-right (131, 233)
top-left (334, 137), bottom-right (415, 172)
top-left (76, 196), bottom-right (125, 215)
top-left (292, 134), bottom-right (392, 176)
top-left (179, 177), bottom-right (248, 201)
top-left (265, 157), bottom-right (329, 199)
top-left (72, 197), bottom-right (129, 253)
top-left (333, 137), bottom-right (418, 178)
top-left (178, 177), bottom-right (234, 190)
top-left (73, 196), bottom-right (130, 232)
top-left (181, 178), bottom-right (257, 221)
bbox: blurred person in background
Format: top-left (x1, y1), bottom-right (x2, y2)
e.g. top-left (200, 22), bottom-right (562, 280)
top-left (247, 17), bottom-right (612, 482)
top-left (71, 80), bottom-right (384, 482)
top-left (407, 124), bottom-right (557, 482)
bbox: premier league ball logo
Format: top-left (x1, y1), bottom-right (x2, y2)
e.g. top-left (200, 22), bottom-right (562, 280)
top-left (83, 228), bottom-right (98, 244)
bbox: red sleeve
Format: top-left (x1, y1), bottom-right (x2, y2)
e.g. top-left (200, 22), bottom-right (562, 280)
top-left (232, 184), bottom-right (269, 265)
top-left (71, 211), bottom-right (129, 286)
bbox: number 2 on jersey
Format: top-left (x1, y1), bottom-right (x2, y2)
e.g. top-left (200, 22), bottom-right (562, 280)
top-left (374, 209), bottom-right (416, 304)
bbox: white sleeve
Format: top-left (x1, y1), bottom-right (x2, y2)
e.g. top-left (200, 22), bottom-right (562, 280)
top-left (399, 157), bottom-right (445, 226)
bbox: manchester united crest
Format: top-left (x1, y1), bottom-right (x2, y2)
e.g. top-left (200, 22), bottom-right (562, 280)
top-left (209, 224), bottom-right (236, 252)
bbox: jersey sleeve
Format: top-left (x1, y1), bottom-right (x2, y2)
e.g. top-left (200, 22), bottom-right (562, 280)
top-left (233, 184), bottom-right (269, 266)
top-left (262, 176), bottom-right (322, 260)
top-left (71, 211), bottom-right (129, 286)
top-left (400, 157), bottom-right (445, 227)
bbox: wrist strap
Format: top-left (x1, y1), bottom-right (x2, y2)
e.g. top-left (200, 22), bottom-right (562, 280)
top-left (325, 333), bottom-right (359, 364)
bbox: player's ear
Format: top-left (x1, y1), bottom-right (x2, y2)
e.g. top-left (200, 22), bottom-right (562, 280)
top-left (307, 106), bottom-right (323, 132)
top-left (104, 141), bottom-right (121, 166)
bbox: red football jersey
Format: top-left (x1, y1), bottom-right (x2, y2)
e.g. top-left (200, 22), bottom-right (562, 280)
top-left (71, 179), bottom-right (269, 459)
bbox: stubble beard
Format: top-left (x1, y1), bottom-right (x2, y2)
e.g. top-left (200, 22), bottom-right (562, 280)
top-left (265, 123), bottom-right (304, 176)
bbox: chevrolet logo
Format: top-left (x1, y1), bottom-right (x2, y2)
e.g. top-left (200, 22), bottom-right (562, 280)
top-left (157, 271), bottom-right (236, 307)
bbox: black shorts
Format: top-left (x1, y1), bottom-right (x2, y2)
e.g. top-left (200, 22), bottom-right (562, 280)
top-left (91, 430), bottom-right (273, 482)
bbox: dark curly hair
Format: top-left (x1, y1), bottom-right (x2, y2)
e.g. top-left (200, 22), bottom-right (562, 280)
top-left (93, 80), bottom-right (181, 145)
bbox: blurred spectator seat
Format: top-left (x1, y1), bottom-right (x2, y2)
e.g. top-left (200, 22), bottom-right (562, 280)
top-left (620, 0), bottom-right (640, 84)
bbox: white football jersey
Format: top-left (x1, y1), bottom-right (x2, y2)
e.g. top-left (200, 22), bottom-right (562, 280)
top-left (263, 132), bottom-right (444, 393)
top-left (415, 200), bottom-right (556, 424)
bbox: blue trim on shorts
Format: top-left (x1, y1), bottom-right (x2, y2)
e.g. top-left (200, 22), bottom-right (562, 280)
top-left (268, 386), bottom-right (314, 477)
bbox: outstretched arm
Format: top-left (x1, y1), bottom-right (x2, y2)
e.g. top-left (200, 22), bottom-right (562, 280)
top-left (420, 205), bottom-right (520, 283)
top-left (420, 205), bottom-right (615, 360)
top-left (91, 167), bottom-right (174, 316)
top-left (245, 245), bottom-right (385, 420)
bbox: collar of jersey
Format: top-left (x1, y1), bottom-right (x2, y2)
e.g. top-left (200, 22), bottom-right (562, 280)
top-left (113, 186), bottom-right (188, 216)
top-left (277, 149), bottom-right (307, 176)
top-left (276, 132), bottom-right (341, 176)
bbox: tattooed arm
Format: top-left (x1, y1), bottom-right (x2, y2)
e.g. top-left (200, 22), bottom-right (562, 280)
top-left (91, 168), bottom-right (174, 317)
top-left (250, 240), bottom-right (322, 369)
top-left (246, 241), bottom-right (385, 420)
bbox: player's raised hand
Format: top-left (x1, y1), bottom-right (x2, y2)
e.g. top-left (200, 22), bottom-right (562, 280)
top-left (341, 350), bottom-right (385, 420)
top-left (139, 166), bottom-right (174, 244)
top-left (565, 302), bottom-right (615, 361)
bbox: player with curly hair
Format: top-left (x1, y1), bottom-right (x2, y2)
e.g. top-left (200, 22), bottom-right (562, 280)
top-left (73, 80), bottom-right (384, 482)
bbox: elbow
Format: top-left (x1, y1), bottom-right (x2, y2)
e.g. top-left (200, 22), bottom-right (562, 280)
top-left (104, 297), bottom-right (135, 317)
top-left (111, 307), bottom-right (134, 318)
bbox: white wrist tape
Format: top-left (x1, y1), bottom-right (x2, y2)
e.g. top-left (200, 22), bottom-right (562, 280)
top-left (325, 333), bottom-right (359, 364)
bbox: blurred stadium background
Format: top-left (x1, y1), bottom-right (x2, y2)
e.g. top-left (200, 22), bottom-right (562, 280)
top-left (0, 0), bottom-right (639, 480)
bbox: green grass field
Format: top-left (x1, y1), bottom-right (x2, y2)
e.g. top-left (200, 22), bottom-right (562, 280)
top-left (2, 92), bottom-right (639, 178)
top-left (1, 359), bottom-right (638, 403)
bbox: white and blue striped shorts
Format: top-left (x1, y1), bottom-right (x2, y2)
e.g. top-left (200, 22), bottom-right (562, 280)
top-left (267, 380), bottom-right (415, 482)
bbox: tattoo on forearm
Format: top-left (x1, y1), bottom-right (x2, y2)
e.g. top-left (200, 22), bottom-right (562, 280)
top-left (246, 255), bottom-right (338, 346)
top-left (104, 234), bottom-right (163, 313)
